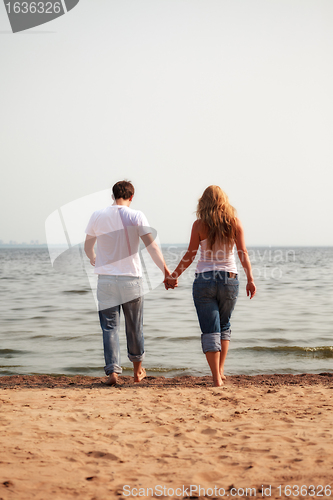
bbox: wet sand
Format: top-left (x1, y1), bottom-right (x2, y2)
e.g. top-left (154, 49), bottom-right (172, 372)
top-left (1, 373), bottom-right (333, 499)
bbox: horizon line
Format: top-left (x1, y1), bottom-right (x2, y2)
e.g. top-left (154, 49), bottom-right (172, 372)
top-left (1, 243), bottom-right (333, 249)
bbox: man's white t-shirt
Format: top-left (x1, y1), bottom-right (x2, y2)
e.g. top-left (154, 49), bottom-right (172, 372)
top-left (85, 205), bottom-right (150, 276)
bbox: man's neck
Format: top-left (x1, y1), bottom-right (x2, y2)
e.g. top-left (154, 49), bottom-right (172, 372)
top-left (113, 198), bottom-right (132, 207)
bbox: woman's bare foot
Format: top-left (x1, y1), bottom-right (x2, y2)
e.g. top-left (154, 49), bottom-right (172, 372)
top-left (220, 371), bottom-right (226, 381)
top-left (105, 373), bottom-right (118, 386)
top-left (213, 375), bottom-right (223, 387)
top-left (134, 367), bottom-right (146, 383)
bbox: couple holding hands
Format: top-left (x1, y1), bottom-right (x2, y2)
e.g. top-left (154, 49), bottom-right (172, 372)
top-left (84, 181), bottom-right (256, 387)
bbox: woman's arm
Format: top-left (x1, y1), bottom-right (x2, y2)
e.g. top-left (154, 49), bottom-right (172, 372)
top-left (235, 218), bottom-right (256, 299)
top-left (164, 221), bottom-right (201, 287)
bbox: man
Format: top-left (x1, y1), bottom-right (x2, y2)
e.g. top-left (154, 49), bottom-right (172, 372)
top-left (84, 180), bottom-right (175, 385)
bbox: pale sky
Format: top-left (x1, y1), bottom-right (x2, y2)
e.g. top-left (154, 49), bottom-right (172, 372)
top-left (1, 0), bottom-right (333, 246)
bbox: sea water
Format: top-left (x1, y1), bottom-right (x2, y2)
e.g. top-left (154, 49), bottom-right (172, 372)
top-left (0, 246), bottom-right (332, 377)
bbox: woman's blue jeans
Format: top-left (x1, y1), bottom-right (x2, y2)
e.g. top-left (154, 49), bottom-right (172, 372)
top-left (97, 275), bottom-right (145, 375)
top-left (192, 270), bottom-right (239, 353)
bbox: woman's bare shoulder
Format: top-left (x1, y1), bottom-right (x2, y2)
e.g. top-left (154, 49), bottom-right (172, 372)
top-left (193, 219), bottom-right (208, 240)
top-left (235, 217), bottom-right (243, 230)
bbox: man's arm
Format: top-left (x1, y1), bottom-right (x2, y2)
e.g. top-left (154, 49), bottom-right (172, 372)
top-left (84, 234), bottom-right (97, 266)
top-left (140, 233), bottom-right (175, 287)
top-left (164, 221), bottom-right (200, 288)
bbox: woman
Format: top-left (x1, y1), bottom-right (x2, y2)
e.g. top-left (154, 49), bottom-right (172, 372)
top-left (165, 185), bottom-right (256, 387)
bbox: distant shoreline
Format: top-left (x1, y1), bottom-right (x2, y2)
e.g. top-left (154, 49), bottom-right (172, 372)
top-left (0, 244), bottom-right (48, 248)
top-left (1, 244), bottom-right (333, 249)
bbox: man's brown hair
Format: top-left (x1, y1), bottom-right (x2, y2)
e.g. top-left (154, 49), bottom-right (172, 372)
top-left (112, 180), bottom-right (135, 200)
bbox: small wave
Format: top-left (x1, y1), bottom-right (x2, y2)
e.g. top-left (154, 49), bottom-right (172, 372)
top-left (0, 364), bottom-right (22, 368)
top-left (120, 366), bottom-right (188, 373)
top-left (63, 290), bottom-right (90, 294)
top-left (167, 336), bottom-right (200, 342)
top-left (54, 336), bottom-right (80, 342)
top-left (63, 366), bottom-right (103, 374)
top-left (236, 345), bottom-right (333, 358)
top-left (0, 349), bottom-right (30, 357)
top-left (266, 337), bottom-right (294, 343)
top-left (0, 368), bottom-right (23, 376)
top-left (146, 336), bottom-right (199, 342)
top-left (145, 367), bottom-right (188, 373)
top-left (63, 366), bottom-right (190, 374)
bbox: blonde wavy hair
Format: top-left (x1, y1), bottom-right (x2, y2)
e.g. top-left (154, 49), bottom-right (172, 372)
top-left (196, 185), bottom-right (237, 249)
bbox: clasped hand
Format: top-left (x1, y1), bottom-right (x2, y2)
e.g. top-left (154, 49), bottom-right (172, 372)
top-left (164, 274), bottom-right (178, 290)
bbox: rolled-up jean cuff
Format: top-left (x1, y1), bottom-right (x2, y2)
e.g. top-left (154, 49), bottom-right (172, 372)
top-left (128, 353), bottom-right (145, 363)
top-left (105, 363), bottom-right (122, 376)
top-left (221, 328), bottom-right (231, 341)
top-left (201, 332), bottom-right (221, 353)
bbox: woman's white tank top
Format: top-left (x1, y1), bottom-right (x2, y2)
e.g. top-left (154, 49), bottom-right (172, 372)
top-left (195, 239), bottom-right (237, 274)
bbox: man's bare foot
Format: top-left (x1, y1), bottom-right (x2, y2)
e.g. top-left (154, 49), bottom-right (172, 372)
top-left (213, 376), bottom-right (223, 387)
top-left (134, 367), bottom-right (146, 383)
top-left (105, 373), bottom-right (118, 386)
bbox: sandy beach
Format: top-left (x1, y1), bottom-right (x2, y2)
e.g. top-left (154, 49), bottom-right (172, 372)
top-left (1, 374), bottom-right (333, 499)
